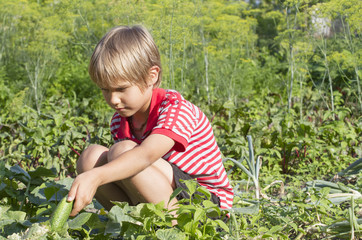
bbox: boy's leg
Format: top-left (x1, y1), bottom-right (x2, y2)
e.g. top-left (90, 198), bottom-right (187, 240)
top-left (108, 141), bottom-right (178, 209)
top-left (76, 144), bottom-right (132, 210)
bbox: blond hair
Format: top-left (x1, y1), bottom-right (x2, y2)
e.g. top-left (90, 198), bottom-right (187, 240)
top-left (89, 25), bottom-right (162, 90)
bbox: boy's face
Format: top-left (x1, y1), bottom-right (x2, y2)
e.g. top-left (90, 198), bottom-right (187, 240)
top-left (100, 66), bottom-right (160, 119)
top-left (101, 82), bottom-right (153, 118)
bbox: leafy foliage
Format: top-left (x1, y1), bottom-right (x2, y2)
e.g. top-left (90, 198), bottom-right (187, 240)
top-left (0, 0), bottom-right (361, 239)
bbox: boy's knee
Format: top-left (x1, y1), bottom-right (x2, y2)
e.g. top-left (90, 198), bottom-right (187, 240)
top-left (76, 144), bottom-right (108, 174)
top-left (107, 140), bottom-right (138, 162)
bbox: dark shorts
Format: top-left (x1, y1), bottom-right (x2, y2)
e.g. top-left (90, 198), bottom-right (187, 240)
top-left (170, 163), bottom-right (220, 207)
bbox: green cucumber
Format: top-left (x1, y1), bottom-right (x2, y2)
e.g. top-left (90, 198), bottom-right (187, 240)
top-left (50, 196), bottom-right (73, 231)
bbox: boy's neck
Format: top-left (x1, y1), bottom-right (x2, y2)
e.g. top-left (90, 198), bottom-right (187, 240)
top-left (131, 102), bottom-right (151, 130)
top-left (129, 115), bottom-right (148, 130)
top-left (129, 87), bottom-right (153, 134)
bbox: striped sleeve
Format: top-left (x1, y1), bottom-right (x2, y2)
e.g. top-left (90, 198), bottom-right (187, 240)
top-left (152, 94), bottom-right (198, 152)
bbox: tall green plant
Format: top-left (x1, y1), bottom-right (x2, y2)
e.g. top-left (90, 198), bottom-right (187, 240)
top-left (224, 135), bottom-right (261, 200)
top-left (0, 0), bottom-right (70, 112)
top-left (311, 0), bottom-right (362, 114)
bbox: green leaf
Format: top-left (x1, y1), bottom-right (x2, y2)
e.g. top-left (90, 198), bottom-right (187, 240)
top-left (21, 223), bottom-right (50, 239)
top-left (288, 222), bottom-right (298, 232)
top-left (107, 203), bottom-right (135, 224)
top-left (182, 221), bottom-right (194, 233)
top-left (176, 212), bottom-right (192, 229)
top-left (182, 179), bottom-right (197, 196)
top-left (196, 186), bottom-right (212, 200)
top-left (143, 217), bottom-right (152, 230)
top-left (10, 165), bottom-right (31, 184)
top-left (338, 158), bottom-right (362, 177)
top-left (84, 213), bottom-right (104, 230)
top-left (215, 219), bottom-right (229, 232)
top-left (2, 210), bottom-right (26, 221)
top-left (43, 178), bottom-right (73, 201)
top-left (150, 202), bottom-right (166, 221)
top-left (223, 100), bottom-right (234, 110)
top-left (223, 158), bottom-right (253, 179)
top-left (202, 199), bottom-right (217, 208)
top-left (54, 114), bottom-right (63, 127)
top-left (246, 135), bottom-right (256, 175)
top-left (120, 222), bottom-right (143, 239)
top-left (206, 207), bottom-right (221, 219)
top-left (28, 167), bottom-right (56, 179)
top-left (169, 187), bottom-right (183, 204)
top-left (0, 206), bottom-right (11, 219)
top-left (156, 228), bottom-right (187, 240)
top-left (0, 183), bottom-right (6, 192)
top-left (193, 208), bottom-right (205, 222)
top-left (43, 185), bottom-right (62, 201)
top-left (229, 204), bottom-right (260, 215)
top-left (136, 236), bottom-right (148, 240)
top-left (105, 204), bottom-right (135, 236)
top-left (68, 212), bottom-right (92, 230)
top-left (195, 228), bottom-right (203, 238)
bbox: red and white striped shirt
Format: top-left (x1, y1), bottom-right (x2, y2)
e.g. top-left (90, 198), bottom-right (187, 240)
top-left (110, 88), bottom-right (233, 209)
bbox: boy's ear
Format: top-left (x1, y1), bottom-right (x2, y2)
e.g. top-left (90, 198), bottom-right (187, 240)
top-left (148, 66), bottom-right (160, 86)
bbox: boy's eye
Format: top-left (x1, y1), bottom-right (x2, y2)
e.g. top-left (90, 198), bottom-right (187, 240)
top-left (115, 85), bottom-right (130, 92)
top-left (100, 85), bottom-right (128, 92)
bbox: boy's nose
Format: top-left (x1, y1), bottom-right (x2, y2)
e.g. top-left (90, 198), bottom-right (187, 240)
top-left (109, 92), bottom-right (121, 106)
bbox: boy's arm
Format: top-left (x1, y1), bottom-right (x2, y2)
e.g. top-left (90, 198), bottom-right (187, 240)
top-left (68, 133), bottom-right (175, 216)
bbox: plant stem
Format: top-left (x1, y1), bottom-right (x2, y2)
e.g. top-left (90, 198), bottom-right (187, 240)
top-left (230, 210), bottom-right (240, 239)
top-left (286, 4), bottom-right (298, 112)
top-left (200, 27), bottom-right (210, 104)
top-left (19, 180), bottom-right (31, 211)
top-left (168, 0), bottom-right (175, 89)
top-left (319, 37), bottom-right (335, 118)
top-left (342, 19), bottom-right (362, 112)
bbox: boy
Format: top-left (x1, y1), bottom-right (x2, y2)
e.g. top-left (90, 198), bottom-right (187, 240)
top-left (67, 25), bottom-right (233, 217)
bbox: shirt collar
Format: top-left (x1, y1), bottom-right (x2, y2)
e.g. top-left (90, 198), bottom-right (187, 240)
top-left (145, 88), bottom-right (166, 133)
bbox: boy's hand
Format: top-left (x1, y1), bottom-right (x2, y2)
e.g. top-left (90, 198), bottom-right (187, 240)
top-left (67, 170), bottom-right (102, 216)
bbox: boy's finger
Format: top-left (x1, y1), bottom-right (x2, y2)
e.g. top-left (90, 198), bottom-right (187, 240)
top-left (70, 197), bottom-right (87, 217)
top-left (70, 203), bottom-right (80, 216)
top-left (67, 181), bottom-right (78, 202)
top-left (67, 194), bottom-right (75, 202)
